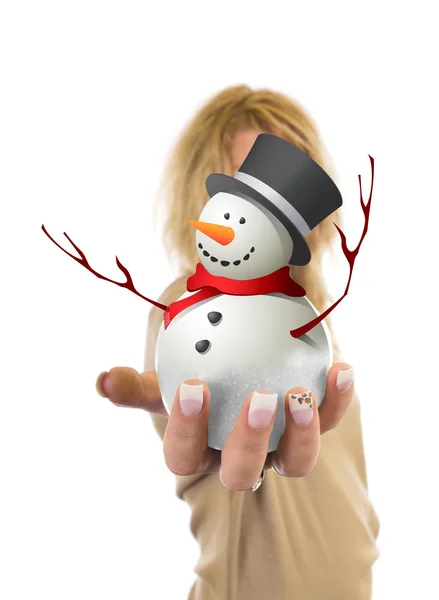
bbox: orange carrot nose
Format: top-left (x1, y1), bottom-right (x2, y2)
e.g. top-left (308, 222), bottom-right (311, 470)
top-left (188, 220), bottom-right (235, 246)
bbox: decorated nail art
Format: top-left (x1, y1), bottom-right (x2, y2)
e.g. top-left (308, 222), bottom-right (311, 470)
top-left (248, 392), bottom-right (278, 429)
top-left (289, 391), bottom-right (314, 425)
top-left (180, 382), bottom-right (204, 416)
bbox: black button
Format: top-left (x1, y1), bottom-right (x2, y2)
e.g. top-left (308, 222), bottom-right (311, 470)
top-left (195, 340), bottom-right (211, 354)
top-left (207, 311), bottom-right (222, 325)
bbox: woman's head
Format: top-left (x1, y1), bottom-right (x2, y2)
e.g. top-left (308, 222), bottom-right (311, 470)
top-left (157, 85), bottom-right (343, 339)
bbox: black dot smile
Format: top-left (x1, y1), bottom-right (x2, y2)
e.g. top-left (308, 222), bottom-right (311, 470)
top-left (205, 246), bottom-right (255, 267)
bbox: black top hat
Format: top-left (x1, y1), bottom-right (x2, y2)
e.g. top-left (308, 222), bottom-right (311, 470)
top-left (205, 133), bottom-right (343, 266)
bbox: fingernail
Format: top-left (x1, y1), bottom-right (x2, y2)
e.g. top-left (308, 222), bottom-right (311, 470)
top-left (289, 391), bottom-right (314, 426)
top-left (180, 382), bottom-right (204, 416)
top-left (96, 371), bottom-right (108, 398)
top-left (248, 392), bottom-right (278, 429)
top-left (336, 367), bottom-right (355, 393)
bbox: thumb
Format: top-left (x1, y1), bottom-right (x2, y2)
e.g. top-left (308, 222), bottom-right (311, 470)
top-left (95, 367), bottom-right (167, 416)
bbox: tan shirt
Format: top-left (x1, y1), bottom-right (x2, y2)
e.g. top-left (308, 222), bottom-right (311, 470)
top-left (144, 277), bottom-right (380, 600)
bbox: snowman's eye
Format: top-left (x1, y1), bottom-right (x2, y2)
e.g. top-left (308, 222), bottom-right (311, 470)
top-left (224, 213), bottom-right (230, 220)
top-left (239, 217), bottom-right (246, 224)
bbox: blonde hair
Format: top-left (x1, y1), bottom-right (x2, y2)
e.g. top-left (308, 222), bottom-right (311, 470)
top-left (156, 84), bottom-right (344, 357)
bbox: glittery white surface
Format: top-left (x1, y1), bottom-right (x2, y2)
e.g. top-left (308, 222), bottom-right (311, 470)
top-left (156, 292), bottom-right (332, 451)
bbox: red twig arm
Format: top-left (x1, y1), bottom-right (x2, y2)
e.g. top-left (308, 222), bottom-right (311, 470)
top-left (290, 155), bottom-right (375, 339)
top-left (41, 225), bottom-right (168, 312)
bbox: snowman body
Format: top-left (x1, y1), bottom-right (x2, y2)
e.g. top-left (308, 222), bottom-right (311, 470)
top-left (153, 138), bottom-right (343, 454)
top-left (155, 290), bottom-right (332, 451)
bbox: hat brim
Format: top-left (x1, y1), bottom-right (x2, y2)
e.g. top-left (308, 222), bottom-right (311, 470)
top-left (206, 173), bottom-right (312, 267)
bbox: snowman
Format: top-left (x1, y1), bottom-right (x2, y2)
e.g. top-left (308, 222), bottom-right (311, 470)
top-left (155, 134), bottom-right (344, 452)
top-left (41, 133), bottom-right (373, 452)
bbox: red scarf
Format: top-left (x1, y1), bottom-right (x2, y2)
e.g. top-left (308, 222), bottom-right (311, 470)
top-left (163, 263), bottom-right (306, 329)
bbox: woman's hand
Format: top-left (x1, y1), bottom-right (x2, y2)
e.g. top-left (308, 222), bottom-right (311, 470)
top-left (95, 364), bottom-right (354, 491)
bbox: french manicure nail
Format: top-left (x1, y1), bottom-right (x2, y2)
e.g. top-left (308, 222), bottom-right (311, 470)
top-left (248, 392), bottom-right (278, 429)
top-left (96, 371), bottom-right (108, 398)
top-left (180, 382), bottom-right (204, 416)
top-left (336, 367), bottom-right (355, 393)
top-left (289, 391), bottom-right (314, 426)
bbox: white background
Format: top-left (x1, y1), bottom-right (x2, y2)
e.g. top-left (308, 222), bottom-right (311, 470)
top-left (1, 1), bottom-right (438, 598)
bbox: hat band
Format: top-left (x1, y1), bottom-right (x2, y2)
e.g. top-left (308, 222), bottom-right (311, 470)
top-left (234, 171), bottom-right (311, 237)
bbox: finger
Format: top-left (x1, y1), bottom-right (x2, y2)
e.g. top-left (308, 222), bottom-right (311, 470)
top-left (318, 363), bottom-right (355, 434)
top-left (220, 390), bottom-right (278, 491)
top-left (95, 367), bottom-right (166, 415)
top-left (272, 386), bottom-right (320, 477)
top-left (163, 379), bottom-right (214, 476)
